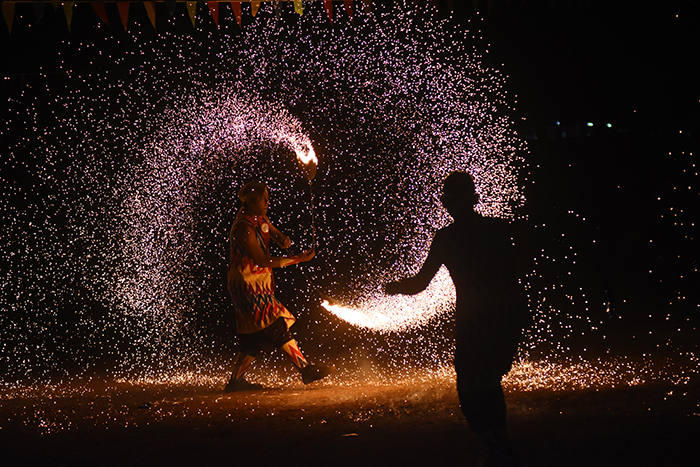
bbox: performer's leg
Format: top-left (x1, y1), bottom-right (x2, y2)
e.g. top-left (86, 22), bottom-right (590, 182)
top-left (280, 339), bottom-right (308, 369)
top-left (458, 382), bottom-right (518, 467)
top-left (230, 352), bottom-right (256, 380)
top-left (265, 319), bottom-right (332, 384)
top-left (224, 333), bottom-right (263, 392)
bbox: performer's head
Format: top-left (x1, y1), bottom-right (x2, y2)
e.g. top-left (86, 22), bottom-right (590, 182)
top-left (441, 171), bottom-right (479, 219)
top-left (239, 181), bottom-right (269, 216)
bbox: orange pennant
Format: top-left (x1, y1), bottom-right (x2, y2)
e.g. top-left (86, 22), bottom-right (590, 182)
top-left (117, 1), bottom-right (129, 30)
top-left (91, 2), bottom-right (110, 27)
top-left (143, 1), bottom-right (156, 28)
top-left (251, 1), bottom-right (260, 17)
top-left (2, 1), bottom-right (15, 34)
top-left (324, 0), bottom-right (333, 23)
top-left (208, 1), bottom-right (219, 27)
top-left (362, 0), bottom-right (372, 13)
top-left (343, 0), bottom-right (353, 21)
top-left (186, 1), bottom-right (197, 28)
top-left (232, 1), bottom-right (242, 27)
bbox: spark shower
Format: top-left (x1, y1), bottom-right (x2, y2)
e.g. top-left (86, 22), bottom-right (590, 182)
top-left (2, 4), bottom-right (529, 381)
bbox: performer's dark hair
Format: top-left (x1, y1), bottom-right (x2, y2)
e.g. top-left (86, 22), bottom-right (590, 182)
top-left (442, 171), bottom-right (479, 217)
top-left (238, 181), bottom-right (268, 207)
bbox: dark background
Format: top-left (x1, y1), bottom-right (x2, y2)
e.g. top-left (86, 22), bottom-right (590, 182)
top-left (1, 0), bottom-right (698, 371)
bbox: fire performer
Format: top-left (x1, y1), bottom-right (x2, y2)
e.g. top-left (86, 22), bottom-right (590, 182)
top-left (385, 172), bottom-right (528, 467)
top-left (225, 181), bottom-right (331, 392)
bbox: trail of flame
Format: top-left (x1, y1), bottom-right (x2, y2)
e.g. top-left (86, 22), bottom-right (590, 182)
top-left (321, 267), bottom-right (456, 333)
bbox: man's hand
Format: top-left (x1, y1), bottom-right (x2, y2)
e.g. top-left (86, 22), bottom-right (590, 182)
top-left (279, 235), bottom-right (292, 249)
top-left (299, 249), bottom-right (315, 262)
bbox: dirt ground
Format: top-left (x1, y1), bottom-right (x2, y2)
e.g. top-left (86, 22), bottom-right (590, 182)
top-left (1, 366), bottom-right (698, 467)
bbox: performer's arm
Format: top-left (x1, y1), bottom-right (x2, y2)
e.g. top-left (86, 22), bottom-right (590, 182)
top-left (385, 234), bottom-right (443, 295)
top-left (235, 224), bottom-right (313, 268)
top-left (266, 219), bottom-right (292, 249)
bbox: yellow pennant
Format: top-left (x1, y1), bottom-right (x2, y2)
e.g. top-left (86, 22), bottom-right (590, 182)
top-left (2, 1), bottom-right (15, 34)
top-left (64, 1), bottom-right (75, 33)
top-left (294, 0), bottom-right (303, 16)
top-left (187, 1), bottom-right (197, 28)
top-left (251, 1), bottom-right (261, 17)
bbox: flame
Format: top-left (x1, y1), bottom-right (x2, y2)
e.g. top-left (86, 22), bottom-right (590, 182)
top-left (320, 267), bottom-right (456, 333)
top-left (296, 146), bottom-right (317, 166)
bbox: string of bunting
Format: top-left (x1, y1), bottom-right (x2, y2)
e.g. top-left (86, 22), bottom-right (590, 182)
top-left (0, 1), bottom-right (474, 34)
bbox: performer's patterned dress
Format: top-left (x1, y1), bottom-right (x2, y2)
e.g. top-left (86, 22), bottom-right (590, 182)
top-left (227, 213), bottom-right (296, 334)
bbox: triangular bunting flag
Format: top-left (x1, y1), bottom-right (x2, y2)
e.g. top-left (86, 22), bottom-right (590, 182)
top-left (144, 1), bottom-right (157, 28)
top-left (91, 2), bottom-right (110, 27)
top-left (274, 0), bottom-right (281, 20)
top-left (343, 0), bottom-right (353, 21)
top-left (117, 1), bottom-right (129, 30)
top-left (232, 1), bottom-right (242, 27)
top-left (64, 2), bottom-right (75, 33)
top-left (186, 1), bottom-right (196, 28)
top-left (33, 1), bottom-right (45, 25)
top-left (324, 0), bottom-right (333, 23)
top-left (51, 0), bottom-right (61, 10)
top-left (414, 0), bottom-right (422, 18)
top-left (2, 1), bottom-right (15, 34)
top-left (294, 0), bottom-right (303, 16)
top-left (251, 1), bottom-right (260, 17)
top-left (362, 0), bottom-right (372, 13)
top-left (208, 1), bottom-right (219, 27)
top-left (164, 0), bottom-right (177, 17)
